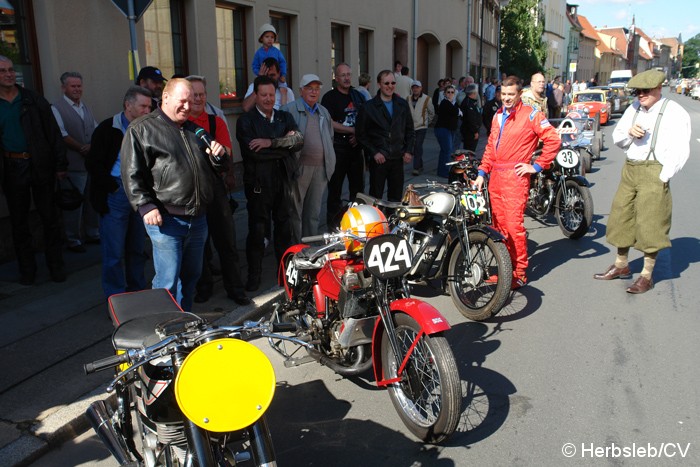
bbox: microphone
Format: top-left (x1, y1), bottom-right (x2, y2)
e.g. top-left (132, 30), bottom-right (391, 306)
top-left (194, 127), bottom-right (223, 163)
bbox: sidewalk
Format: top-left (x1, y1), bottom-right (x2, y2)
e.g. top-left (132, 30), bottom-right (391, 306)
top-left (0, 130), bottom-right (487, 466)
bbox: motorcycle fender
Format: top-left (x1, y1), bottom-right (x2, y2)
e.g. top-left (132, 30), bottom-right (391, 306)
top-left (468, 224), bottom-right (506, 242)
top-left (371, 299), bottom-right (451, 384)
top-left (566, 174), bottom-right (590, 187)
top-left (278, 244), bottom-right (309, 296)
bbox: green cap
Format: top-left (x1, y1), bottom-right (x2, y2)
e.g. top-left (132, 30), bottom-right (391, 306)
top-left (627, 69), bottom-right (665, 89)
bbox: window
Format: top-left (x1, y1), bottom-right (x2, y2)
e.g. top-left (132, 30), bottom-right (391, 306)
top-left (142, 0), bottom-right (187, 78)
top-left (270, 13), bottom-right (292, 87)
top-left (216, 3), bottom-right (247, 103)
top-left (0, 1), bottom-right (40, 90)
top-left (331, 23), bottom-right (346, 71)
top-left (358, 28), bottom-right (371, 74)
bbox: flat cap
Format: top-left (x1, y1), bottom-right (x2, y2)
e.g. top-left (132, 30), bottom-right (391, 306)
top-left (627, 69), bottom-right (665, 89)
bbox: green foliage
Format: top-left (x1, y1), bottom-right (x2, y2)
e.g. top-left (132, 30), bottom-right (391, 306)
top-left (682, 33), bottom-right (700, 78)
top-left (500, 0), bottom-right (547, 82)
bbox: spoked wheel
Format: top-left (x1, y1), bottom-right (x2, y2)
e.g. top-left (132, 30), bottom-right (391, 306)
top-left (580, 150), bottom-right (592, 174)
top-left (555, 180), bottom-right (593, 239)
top-left (381, 313), bottom-right (461, 444)
top-left (446, 230), bottom-right (512, 321)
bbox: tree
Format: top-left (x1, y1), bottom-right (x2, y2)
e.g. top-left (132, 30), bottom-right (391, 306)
top-left (682, 33), bottom-right (700, 78)
top-left (500, 0), bottom-right (547, 81)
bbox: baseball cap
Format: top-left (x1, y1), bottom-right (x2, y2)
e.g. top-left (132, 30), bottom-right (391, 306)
top-left (136, 66), bottom-right (167, 83)
top-left (300, 74), bottom-right (323, 87)
top-left (411, 80), bottom-right (422, 87)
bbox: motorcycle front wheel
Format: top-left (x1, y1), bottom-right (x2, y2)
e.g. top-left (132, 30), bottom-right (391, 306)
top-left (446, 230), bottom-right (512, 321)
top-left (381, 313), bottom-right (461, 444)
top-left (555, 180), bottom-right (594, 239)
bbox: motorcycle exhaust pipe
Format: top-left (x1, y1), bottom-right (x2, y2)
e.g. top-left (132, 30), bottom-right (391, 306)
top-left (86, 400), bottom-right (134, 465)
top-left (306, 347), bottom-right (368, 376)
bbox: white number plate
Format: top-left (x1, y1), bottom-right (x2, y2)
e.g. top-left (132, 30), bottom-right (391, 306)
top-left (556, 148), bottom-right (579, 168)
top-left (461, 191), bottom-right (488, 214)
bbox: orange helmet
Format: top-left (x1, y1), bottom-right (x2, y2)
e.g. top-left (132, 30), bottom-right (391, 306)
top-left (340, 205), bottom-right (389, 253)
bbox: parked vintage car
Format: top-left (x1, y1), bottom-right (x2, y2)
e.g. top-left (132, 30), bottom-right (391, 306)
top-left (691, 82), bottom-right (700, 100)
top-left (591, 85), bottom-right (631, 115)
top-left (567, 90), bottom-right (611, 129)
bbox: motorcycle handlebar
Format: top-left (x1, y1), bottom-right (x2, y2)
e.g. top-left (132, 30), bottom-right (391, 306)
top-left (85, 352), bottom-right (131, 375)
top-left (301, 234), bottom-right (327, 244)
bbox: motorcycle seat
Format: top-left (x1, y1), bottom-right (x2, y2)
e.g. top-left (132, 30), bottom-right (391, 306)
top-left (293, 245), bottom-right (330, 270)
top-left (112, 311), bottom-right (201, 350)
top-left (355, 192), bottom-right (404, 211)
top-left (108, 288), bottom-right (184, 327)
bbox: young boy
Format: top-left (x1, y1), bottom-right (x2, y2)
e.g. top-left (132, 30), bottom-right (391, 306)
top-left (252, 23), bottom-right (287, 86)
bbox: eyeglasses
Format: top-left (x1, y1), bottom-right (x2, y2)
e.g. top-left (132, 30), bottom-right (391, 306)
top-left (632, 88), bottom-right (653, 96)
top-left (445, 90), bottom-right (455, 94)
top-left (0, 68), bottom-right (15, 74)
top-left (382, 81), bottom-right (396, 86)
top-left (304, 86), bottom-right (322, 93)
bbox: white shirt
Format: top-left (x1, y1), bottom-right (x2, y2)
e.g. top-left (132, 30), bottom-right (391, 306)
top-left (51, 95), bottom-right (97, 137)
top-left (244, 83), bottom-right (295, 110)
top-left (612, 97), bottom-right (691, 183)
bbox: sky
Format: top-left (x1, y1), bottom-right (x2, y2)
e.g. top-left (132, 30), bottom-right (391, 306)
top-left (574, 0), bottom-right (699, 42)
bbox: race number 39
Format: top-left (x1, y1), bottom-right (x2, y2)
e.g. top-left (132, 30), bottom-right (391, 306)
top-left (364, 234), bottom-right (413, 279)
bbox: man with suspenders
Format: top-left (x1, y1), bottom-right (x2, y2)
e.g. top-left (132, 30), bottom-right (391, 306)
top-left (594, 69), bottom-right (691, 294)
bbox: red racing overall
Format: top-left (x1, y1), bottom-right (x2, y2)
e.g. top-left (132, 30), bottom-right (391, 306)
top-left (479, 101), bottom-right (559, 282)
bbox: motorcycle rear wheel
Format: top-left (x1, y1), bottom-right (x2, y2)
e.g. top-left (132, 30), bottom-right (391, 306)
top-left (555, 180), bottom-right (593, 239)
top-left (381, 313), bottom-right (461, 444)
top-left (446, 231), bottom-right (512, 321)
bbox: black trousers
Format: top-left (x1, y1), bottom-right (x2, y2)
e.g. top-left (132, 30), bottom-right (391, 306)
top-left (326, 142), bottom-right (364, 228)
top-left (244, 167), bottom-right (292, 278)
top-left (2, 158), bottom-right (64, 277)
top-left (196, 179), bottom-right (245, 297)
top-left (368, 157), bottom-right (404, 202)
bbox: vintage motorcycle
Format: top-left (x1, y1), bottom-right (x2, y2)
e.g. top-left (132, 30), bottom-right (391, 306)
top-left (84, 288), bottom-right (302, 466)
top-left (355, 151), bottom-right (512, 321)
top-left (269, 205), bottom-right (462, 444)
top-left (527, 143), bottom-right (594, 239)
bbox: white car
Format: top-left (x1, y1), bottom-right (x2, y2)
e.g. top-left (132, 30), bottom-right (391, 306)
top-left (691, 84), bottom-right (700, 100)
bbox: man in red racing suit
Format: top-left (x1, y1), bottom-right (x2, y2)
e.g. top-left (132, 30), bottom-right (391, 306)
top-left (474, 75), bottom-right (560, 289)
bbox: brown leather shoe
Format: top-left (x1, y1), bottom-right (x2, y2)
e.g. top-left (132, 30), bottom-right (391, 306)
top-left (626, 276), bottom-right (654, 294)
top-left (593, 264), bottom-right (632, 280)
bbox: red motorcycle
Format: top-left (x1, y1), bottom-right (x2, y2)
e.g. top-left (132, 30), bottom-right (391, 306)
top-left (268, 205), bottom-right (461, 444)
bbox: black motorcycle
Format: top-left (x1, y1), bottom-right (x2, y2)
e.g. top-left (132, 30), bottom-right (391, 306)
top-left (527, 145), bottom-right (594, 239)
top-left (84, 288), bottom-right (301, 466)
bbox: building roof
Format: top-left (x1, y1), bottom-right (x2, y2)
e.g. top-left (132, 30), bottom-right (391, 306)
top-left (577, 15), bottom-right (599, 42)
top-left (658, 37), bottom-right (681, 56)
top-left (598, 27), bottom-right (628, 59)
top-left (635, 27), bottom-right (654, 60)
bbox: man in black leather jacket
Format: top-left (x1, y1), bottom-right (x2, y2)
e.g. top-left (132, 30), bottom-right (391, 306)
top-left (236, 76), bottom-right (303, 291)
top-left (0, 55), bottom-right (68, 285)
top-left (121, 78), bottom-right (227, 311)
top-left (356, 69), bottom-right (415, 201)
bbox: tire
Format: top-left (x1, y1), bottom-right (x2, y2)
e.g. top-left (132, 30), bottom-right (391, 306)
top-left (555, 180), bottom-right (593, 239)
top-left (592, 133), bottom-right (602, 160)
top-left (381, 313), bottom-right (461, 444)
top-left (581, 150), bottom-right (592, 174)
top-left (446, 230), bottom-right (512, 321)
top-left (594, 113), bottom-right (601, 131)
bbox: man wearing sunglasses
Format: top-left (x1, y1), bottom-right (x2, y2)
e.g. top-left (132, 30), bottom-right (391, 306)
top-left (356, 69), bottom-right (415, 202)
top-left (594, 69), bottom-right (691, 294)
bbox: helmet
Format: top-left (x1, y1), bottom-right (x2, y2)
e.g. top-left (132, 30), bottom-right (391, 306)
top-left (258, 23), bottom-right (277, 42)
top-left (340, 205), bottom-right (389, 253)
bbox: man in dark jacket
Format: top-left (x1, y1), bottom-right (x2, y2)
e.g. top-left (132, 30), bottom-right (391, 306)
top-left (356, 69), bottom-right (415, 202)
top-left (0, 55), bottom-right (68, 285)
top-left (459, 84), bottom-right (482, 152)
top-left (86, 86), bottom-right (151, 299)
top-left (236, 76), bottom-right (303, 292)
top-left (482, 86), bottom-right (502, 136)
top-left (121, 78), bottom-right (227, 311)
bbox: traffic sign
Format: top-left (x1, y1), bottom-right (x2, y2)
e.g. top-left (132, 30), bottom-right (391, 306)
top-left (110, 0), bottom-right (153, 22)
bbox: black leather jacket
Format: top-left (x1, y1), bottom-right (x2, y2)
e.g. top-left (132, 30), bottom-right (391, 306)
top-left (236, 108), bottom-right (303, 184)
top-left (0, 86), bottom-right (67, 184)
top-left (356, 94), bottom-right (415, 160)
top-left (121, 109), bottom-right (224, 217)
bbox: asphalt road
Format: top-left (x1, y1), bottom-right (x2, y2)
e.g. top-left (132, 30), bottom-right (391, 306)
top-left (32, 91), bottom-right (700, 466)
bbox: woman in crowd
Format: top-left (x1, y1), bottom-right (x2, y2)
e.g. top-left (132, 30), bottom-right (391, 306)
top-left (433, 84), bottom-right (460, 177)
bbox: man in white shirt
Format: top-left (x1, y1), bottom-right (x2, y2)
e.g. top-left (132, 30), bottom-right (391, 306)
top-left (594, 69), bottom-right (691, 294)
top-left (51, 71), bottom-right (100, 252)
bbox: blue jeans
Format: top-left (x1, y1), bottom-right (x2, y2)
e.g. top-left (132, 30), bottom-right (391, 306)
top-left (144, 213), bottom-right (208, 311)
top-left (434, 127), bottom-right (454, 178)
top-left (413, 128), bottom-right (427, 170)
top-left (99, 178), bottom-right (148, 299)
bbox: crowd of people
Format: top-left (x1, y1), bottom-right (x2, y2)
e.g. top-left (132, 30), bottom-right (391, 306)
top-left (0, 21), bottom-right (691, 308)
